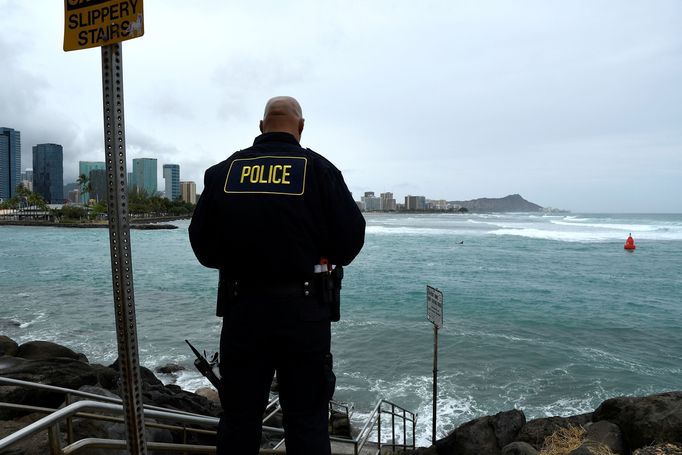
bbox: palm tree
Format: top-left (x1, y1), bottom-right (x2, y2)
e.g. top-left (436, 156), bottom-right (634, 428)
top-left (76, 174), bottom-right (92, 205)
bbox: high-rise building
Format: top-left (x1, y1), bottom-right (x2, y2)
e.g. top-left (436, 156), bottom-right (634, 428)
top-left (89, 169), bottom-right (108, 202)
top-left (404, 195), bottom-right (426, 211)
top-left (380, 192), bottom-right (397, 211)
top-left (361, 191), bottom-right (381, 211)
top-left (0, 127), bottom-right (21, 200)
top-left (163, 164), bottom-right (180, 201)
top-left (21, 169), bottom-right (34, 192)
top-left (33, 143), bottom-right (64, 204)
top-left (132, 158), bottom-right (157, 196)
top-left (78, 161), bottom-right (106, 203)
top-left (180, 181), bottom-right (196, 204)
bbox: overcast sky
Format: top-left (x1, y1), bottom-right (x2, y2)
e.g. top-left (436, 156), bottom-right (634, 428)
top-left (2, 1), bottom-right (681, 212)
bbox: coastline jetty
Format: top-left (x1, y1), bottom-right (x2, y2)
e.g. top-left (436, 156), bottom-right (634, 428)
top-left (1, 337), bottom-right (681, 454)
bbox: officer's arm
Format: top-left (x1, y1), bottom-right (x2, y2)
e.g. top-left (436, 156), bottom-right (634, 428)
top-left (189, 169), bottom-right (222, 269)
top-left (325, 170), bottom-right (366, 266)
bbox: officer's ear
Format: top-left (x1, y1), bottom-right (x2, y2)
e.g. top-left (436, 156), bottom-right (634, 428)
top-left (259, 120), bottom-right (264, 133)
top-left (298, 118), bottom-right (304, 135)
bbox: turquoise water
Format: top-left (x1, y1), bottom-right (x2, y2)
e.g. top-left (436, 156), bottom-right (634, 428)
top-left (1, 213), bottom-right (681, 445)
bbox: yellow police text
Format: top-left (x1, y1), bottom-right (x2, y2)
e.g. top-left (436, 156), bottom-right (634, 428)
top-left (240, 164), bottom-right (292, 185)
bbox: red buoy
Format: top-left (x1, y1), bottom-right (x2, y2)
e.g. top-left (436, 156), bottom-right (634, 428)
top-left (624, 233), bottom-right (636, 250)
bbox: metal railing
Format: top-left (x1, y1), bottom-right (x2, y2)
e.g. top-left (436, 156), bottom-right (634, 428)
top-left (0, 376), bottom-right (416, 454)
top-left (354, 400), bottom-right (417, 455)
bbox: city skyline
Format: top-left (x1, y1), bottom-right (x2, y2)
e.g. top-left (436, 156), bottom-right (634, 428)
top-left (2, 3), bottom-right (680, 212)
top-left (3, 124), bottom-right (514, 206)
top-left (1, 126), bottom-right (199, 203)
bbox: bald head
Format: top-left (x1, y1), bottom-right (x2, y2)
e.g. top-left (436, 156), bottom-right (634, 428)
top-left (259, 96), bottom-right (305, 141)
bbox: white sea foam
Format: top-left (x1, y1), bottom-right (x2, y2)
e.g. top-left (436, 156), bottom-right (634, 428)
top-left (366, 226), bottom-right (454, 236)
top-left (19, 312), bottom-right (46, 329)
top-left (551, 220), bottom-right (659, 231)
top-left (492, 225), bottom-right (682, 242)
top-left (490, 228), bottom-right (613, 242)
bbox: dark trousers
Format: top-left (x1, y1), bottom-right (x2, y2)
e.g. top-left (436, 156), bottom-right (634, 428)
top-left (216, 291), bottom-right (334, 455)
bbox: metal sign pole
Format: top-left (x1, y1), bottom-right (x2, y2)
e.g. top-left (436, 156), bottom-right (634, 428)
top-left (432, 324), bottom-right (438, 445)
top-left (426, 285), bottom-right (443, 447)
top-left (101, 42), bottom-right (148, 455)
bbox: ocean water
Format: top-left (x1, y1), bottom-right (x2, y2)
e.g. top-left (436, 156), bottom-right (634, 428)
top-left (1, 213), bottom-right (681, 446)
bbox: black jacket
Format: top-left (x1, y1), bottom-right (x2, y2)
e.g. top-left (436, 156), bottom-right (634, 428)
top-left (189, 132), bottom-right (365, 278)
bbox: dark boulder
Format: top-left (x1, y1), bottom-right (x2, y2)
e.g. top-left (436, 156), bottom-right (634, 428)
top-left (0, 413), bottom-right (60, 455)
top-left (329, 409), bottom-right (352, 438)
top-left (0, 356), bottom-right (28, 371)
top-left (633, 443), bottom-right (682, 454)
top-left (435, 409), bottom-right (526, 455)
top-left (0, 335), bottom-right (19, 357)
top-left (108, 357), bottom-right (163, 387)
top-left (568, 447), bottom-right (598, 455)
top-left (501, 441), bottom-right (538, 455)
top-left (16, 340), bottom-right (88, 363)
top-left (155, 363), bottom-right (186, 374)
top-left (67, 386), bottom-right (174, 455)
top-left (142, 383), bottom-right (222, 418)
top-left (0, 358), bottom-right (99, 419)
top-left (581, 420), bottom-right (628, 454)
top-left (516, 413), bottom-right (592, 449)
top-left (593, 391), bottom-right (682, 450)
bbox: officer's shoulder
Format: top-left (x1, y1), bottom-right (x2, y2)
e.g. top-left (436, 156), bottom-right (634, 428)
top-left (205, 151), bottom-right (244, 178)
top-left (204, 161), bottom-right (227, 179)
top-left (304, 148), bottom-right (339, 171)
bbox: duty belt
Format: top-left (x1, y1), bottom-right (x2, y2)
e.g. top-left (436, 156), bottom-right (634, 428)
top-left (228, 278), bottom-right (319, 298)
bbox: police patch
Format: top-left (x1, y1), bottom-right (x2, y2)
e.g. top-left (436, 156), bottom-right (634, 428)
top-left (224, 156), bottom-right (307, 195)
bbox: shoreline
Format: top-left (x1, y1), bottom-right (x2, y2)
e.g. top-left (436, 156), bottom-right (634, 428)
top-left (1, 337), bottom-right (681, 454)
top-left (0, 216), bottom-right (191, 229)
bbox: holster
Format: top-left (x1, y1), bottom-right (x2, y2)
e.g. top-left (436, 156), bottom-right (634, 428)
top-left (216, 270), bottom-right (238, 317)
top-left (320, 266), bottom-right (343, 322)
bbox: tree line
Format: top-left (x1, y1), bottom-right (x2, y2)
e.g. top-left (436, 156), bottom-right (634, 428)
top-left (0, 182), bottom-right (195, 222)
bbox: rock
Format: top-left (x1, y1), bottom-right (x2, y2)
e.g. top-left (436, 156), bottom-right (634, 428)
top-left (329, 409), bottom-right (351, 438)
top-left (0, 356), bottom-right (28, 371)
top-left (0, 335), bottom-right (19, 357)
top-left (501, 441), bottom-right (538, 455)
top-left (593, 391), bottom-right (682, 450)
top-left (0, 412), bottom-right (61, 455)
top-left (516, 413), bottom-right (592, 449)
top-left (142, 383), bottom-right (222, 418)
top-left (633, 443), bottom-right (682, 454)
top-left (195, 386), bottom-right (219, 403)
top-left (583, 420), bottom-right (628, 454)
top-left (68, 416), bottom-right (173, 455)
top-left (404, 447), bottom-right (438, 455)
top-left (108, 357), bottom-right (163, 387)
top-left (0, 358), bottom-right (99, 419)
top-left (16, 340), bottom-right (88, 363)
top-left (568, 447), bottom-right (597, 455)
top-left (155, 363), bottom-right (185, 374)
top-left (435, 409), bottom-right (526, 455)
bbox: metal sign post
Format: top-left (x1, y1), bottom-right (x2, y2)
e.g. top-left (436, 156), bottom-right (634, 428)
top-left (101, 42), bottom-right (147, 455)
top-left (426, 285), bottom-right (443, 446)
top-left (64, 2), bottom-right (147, 453)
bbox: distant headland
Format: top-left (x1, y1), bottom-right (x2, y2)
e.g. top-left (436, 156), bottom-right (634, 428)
top-left (359, 193), bottom-right (568, 213)
top-left (449, 193), bottom-right (566, 213)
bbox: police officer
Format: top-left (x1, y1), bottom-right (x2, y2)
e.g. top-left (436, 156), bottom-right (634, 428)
top-left (189, 96), bottom-right (365, 455)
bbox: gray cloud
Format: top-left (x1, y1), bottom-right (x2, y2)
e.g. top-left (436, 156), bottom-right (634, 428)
top-left (1, 1), bottom-right (681, 212)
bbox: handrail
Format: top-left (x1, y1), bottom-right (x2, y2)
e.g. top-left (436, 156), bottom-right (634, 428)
top-left (0, 376), bottom-right (416, 454)
top-left (0, 376), bottom-right (206, 418)
top-left (0, 400), bottom-right (221, 450)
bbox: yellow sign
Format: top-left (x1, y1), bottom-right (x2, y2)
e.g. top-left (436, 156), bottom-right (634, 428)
top-left (64, 0), bottom-right (144, 52)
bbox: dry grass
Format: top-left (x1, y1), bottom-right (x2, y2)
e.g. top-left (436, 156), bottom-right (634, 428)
top-left (538, 425), bottom-right (616, 455)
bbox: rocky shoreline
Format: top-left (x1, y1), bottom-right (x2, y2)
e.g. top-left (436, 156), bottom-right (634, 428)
top-left (0, 219), bottom-right (181, 229)
top-left (1, 337), bottom-right (680, 454)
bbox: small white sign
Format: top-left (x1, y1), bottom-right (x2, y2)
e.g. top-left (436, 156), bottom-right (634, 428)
top-left (426, 285), bottom-right (443, 329)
